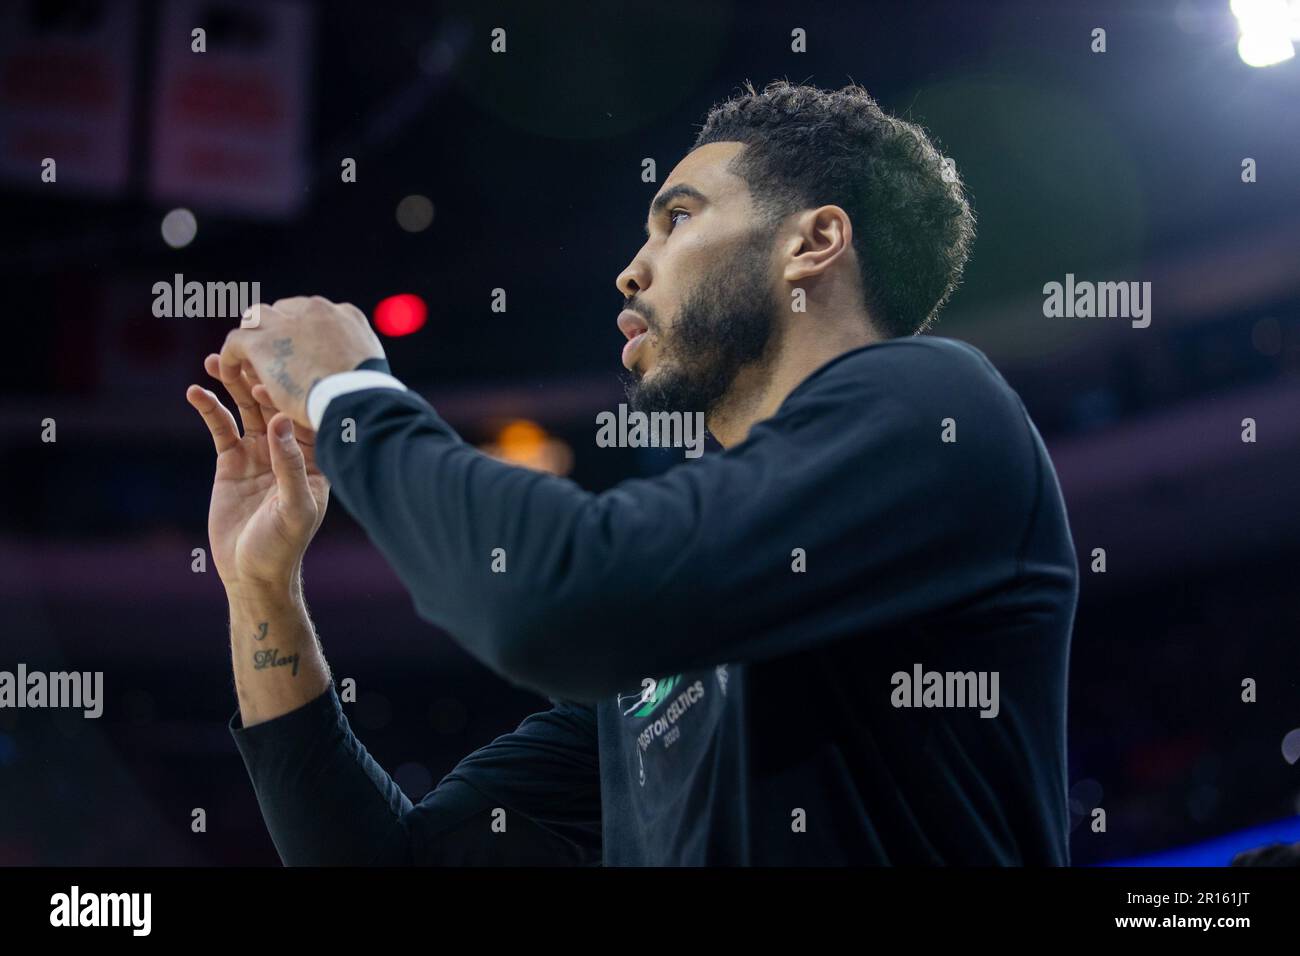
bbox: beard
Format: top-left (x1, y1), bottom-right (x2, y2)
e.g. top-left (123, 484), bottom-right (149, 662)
top-left (620, 226), bottom-right (780, 423)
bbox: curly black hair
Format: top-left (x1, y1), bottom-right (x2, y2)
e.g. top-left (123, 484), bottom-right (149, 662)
top-left (693, 79), bottom-right (975, 338)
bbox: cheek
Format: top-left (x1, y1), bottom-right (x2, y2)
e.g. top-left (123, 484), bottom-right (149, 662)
top-left (666, 234), bottom-right (709, 269)
top-left (649, 317), bottom-right (677, 352)
top-left (660, 229), bottom-right (711, 276)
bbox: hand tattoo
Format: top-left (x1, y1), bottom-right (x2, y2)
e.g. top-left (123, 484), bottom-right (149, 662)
top-left (268, 338), bottom-right (304, 398)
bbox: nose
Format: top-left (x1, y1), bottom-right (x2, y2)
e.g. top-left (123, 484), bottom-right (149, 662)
top-left (616, 252), bottom-right (649, 299)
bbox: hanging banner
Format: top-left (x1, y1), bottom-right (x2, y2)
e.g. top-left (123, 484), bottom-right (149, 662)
top-left (149, 0), bottom-right (312, 217)
top-left (0, 0), bottom-right (138, 195)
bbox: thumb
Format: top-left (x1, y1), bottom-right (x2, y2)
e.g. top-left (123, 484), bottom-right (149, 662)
top-left (267, 413), bottom-right (314, 528)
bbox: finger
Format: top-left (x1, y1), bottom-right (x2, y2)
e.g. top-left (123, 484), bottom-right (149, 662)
top-left (266, 413), bottom-right (315, 530)
top-left (206, 352), bottom-right (270, 431)
top-left (219, 303), bottom-right (292, 398)
top-left (250, 380), bottom-right (286, 424)
top-left (216, 329), bottom-right (251, 380)
top-left (256, 381), bottom-right (318, 466)
top-left (245, 372), bottom-right (278, 424)
top-left (255, 399), bottom-right (278, 427)
top-left (186, 385), bottom-right (240, 455)
top-left (215, 342), bottom-right (265, 437)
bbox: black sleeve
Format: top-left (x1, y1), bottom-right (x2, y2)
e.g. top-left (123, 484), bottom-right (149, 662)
top-left (229, 683), bottom-right (602, 865)
top-left (314, 339), bottom-right (1062, 702)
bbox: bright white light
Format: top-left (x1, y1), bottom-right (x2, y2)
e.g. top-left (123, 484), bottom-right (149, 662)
top-left (1231, 0), bottom-right (1300, 66)
top-left (160, 208), bottom-right (197, 248)
top-left (1238, 31), bottom-right (1297, 65)
top-left (1231, 0), bottom-right (1288, 22)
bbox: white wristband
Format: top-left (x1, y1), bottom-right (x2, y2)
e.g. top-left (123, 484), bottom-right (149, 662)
top-left (306, 371), bottom-right (408, 431)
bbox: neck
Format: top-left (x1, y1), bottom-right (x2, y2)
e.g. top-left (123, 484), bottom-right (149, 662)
top-left (707, 314), bottom-right (878, 448)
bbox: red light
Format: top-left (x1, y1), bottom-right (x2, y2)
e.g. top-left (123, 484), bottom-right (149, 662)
top-left (373, 294), bottom-right (427, 337)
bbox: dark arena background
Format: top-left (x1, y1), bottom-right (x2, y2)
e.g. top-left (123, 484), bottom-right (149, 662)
top-left (1, 0), bottom-right (1299, 930)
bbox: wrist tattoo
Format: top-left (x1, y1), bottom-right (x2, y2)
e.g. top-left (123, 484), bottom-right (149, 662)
top-left (253, 648), bottom-right (300, 677)
top-left (254, 621), bottom-right (268, 641)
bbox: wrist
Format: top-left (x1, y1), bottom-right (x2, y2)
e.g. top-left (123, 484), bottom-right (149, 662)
top-left (224, 572), bottom-right (304, 611)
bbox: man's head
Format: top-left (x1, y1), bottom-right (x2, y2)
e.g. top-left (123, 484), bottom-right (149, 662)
top-left (615, 79), bottom-right (974, 427)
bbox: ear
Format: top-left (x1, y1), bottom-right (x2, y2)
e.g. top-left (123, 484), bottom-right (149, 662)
top-left (781, 205), bottom-right (854, 283)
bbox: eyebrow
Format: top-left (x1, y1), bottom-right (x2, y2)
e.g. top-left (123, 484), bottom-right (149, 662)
top-left (644, 184), bottom-right (708, 237)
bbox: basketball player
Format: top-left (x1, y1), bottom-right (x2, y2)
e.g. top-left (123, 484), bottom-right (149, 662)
top-left (187, 80), bottom-right (1078, 865)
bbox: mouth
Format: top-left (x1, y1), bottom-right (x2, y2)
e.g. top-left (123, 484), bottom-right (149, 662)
top-left (621, 331), bottom-right (648, 371)
top-left (618, 309), bottom-right (650, 370)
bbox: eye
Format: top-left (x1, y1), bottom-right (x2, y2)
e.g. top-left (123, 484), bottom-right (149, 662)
top-left (667, 208), bottom-right (691, 232)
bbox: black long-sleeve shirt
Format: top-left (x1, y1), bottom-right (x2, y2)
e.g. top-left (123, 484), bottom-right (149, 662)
top-left (229, 335), bottom-right (1078, 865)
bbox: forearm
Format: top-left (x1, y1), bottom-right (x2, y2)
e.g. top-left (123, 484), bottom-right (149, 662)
top-left (224, 587), bottom-right (598, 865)
top-left (227, 574), bottom-right (331, 728)
top-left (225, 574), bottom-right (417, 865)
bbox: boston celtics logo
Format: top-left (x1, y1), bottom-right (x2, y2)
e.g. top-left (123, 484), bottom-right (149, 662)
top-left (617, 675), bottom-right (681, 718)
